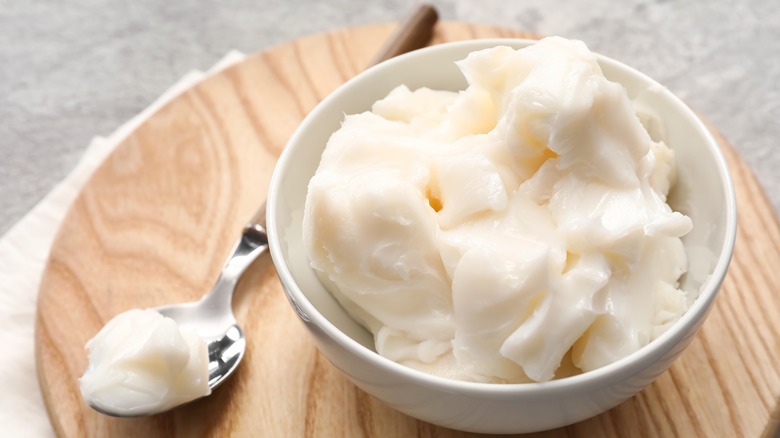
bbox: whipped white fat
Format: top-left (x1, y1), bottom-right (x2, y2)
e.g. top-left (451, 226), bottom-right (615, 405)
top-left (80, 309), bottom-right (210, 415)
top-left (303, 36), bottom-right (692, 383)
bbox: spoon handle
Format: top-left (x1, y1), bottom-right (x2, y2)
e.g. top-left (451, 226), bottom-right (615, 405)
top-left (201, 210), bottom-right (268, 311)
top-left (223, 220), bottom-right (268, 281)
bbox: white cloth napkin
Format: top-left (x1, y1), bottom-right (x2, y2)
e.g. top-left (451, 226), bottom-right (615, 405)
top-left (0, 51), bottom-right (246, 437)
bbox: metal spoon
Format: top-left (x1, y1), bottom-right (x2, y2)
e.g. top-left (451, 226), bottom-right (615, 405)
top-left (86, 205), bottom-right (268, 418)
top-left (88, 3), bottom-right (438, 417)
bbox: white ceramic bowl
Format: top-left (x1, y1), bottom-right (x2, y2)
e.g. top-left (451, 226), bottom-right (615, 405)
top-left (266, 39), bottom-right (737, 434)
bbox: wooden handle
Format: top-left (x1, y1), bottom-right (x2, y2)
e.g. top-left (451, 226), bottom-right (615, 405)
top-left (368, 3), bottom-right (439, 67)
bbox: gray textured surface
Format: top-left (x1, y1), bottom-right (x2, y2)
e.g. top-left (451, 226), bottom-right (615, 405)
top-left (1, 0), bottom-right (778, 235)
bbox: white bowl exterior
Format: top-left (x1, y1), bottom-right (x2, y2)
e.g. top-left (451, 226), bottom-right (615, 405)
top-left (267, 39), bottom-right (737, 433)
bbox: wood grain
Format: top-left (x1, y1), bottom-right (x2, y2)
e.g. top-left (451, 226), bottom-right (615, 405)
top-left (35, 22), bottom-right (780, 437)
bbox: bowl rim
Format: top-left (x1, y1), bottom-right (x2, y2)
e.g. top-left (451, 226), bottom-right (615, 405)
top-left (266, 38), bottom-right (738, 397)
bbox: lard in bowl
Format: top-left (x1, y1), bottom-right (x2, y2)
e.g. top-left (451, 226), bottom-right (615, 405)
top-left (303, 37), bottom-right (692, 383)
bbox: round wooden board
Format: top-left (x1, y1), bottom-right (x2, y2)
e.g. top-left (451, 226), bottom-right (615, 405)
top-left (35, 22), bottom-right (780, 437)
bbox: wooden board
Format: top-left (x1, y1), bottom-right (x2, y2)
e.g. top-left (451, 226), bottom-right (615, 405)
top-left (35, 22), bottom-right (780, 437)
